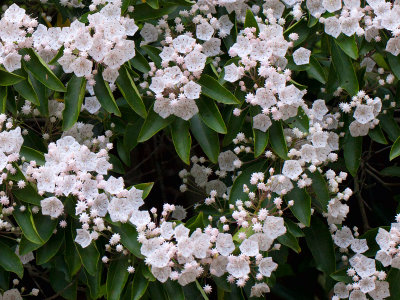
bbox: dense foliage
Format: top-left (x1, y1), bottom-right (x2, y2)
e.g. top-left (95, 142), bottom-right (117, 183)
top-left (1, 0), bottom-right (400, 299)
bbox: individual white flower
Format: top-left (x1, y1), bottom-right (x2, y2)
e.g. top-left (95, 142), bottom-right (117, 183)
top-left (3, 52), bottom-right (21, 72)
top-left (210, 255), bottom-right (228, 277)
top-left (172, 205), bottom-right (187, 220)
top-left (322, 0), bottom-right (342, 12)
top-left (3, 289), bottom-right (23, 300)
top-left (253, 114), bottom-right (272, 132)
top-left (75, 229), bottom-right (92, 248)
top-left (71, 57), bottom-right (93, 78)
top-left (250, 283), bottom-right (270, 297)
top-left (334, 282), bottom-right (349, 298)
top-left (183, 81), bottom-right (201, 99)
top-left (226, 256), bottom-right (250, 278)
top-left (368, 280), bottom-right (390, 300)
top-left (333, 226), bottom-right (354, 248)
top-left (224, 63), bottom-right (242, 82)
top-left (282, 160), bottom-right (303, 180)
top-left (293, 47), bottom-right (311, 65)
top-left (239, 238), bottom-right (259, 256)
top-left (258, 257), bottom-right (278, 277)
top-left (376, 228), bottom-right (390, 251)
top-left (184, 51), bottom-right (207, 72)
top-left (196, 22), bottom-right (214, 41)
top-left (263, 216), bottom-right (286, 239)
top-left (359, 277), bottom-right (375, 293)
top-left (140, 23), bottom-right (158, 43)
top-left (151, 266), bottom-right (171, 283)
top-left (216, 233), bottom-right (235, 256)
top-left (349, 290), bottom-right (367, 300)
top-left (353, 104), bottom-right (375, 125)
top-left (41, 197), bottom-right (64, 218)
top-left (324, 17), bottom-right (341, 38)
top-left (218, 150), bottom-right (239, 172)
top-left (351, 239), bottom-right (368, 254)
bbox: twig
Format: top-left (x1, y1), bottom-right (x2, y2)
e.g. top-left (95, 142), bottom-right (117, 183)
top-left (354, 177), bottom-right (371, 231)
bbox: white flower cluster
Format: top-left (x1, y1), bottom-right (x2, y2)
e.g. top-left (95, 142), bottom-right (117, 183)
top-left (331, 226), bottom-right (390, 299)
top-left (375, 216), bottom-right (400, 270)
top-left (339, 91), bottom-right (382, 137)
top-left (0, 2), bottom-right (138, 82)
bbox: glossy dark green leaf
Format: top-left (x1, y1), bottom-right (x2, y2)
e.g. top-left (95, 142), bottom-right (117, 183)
top-left (116, 66), bottom-right (147, 118)
top-left (13, 68), bottom-right (40, 105)
top-left (107, 255), bottom-right (130, 300)
top-left (330, 269), bottom-right (353, 283)
top-left (277, 231), bottom-right (301, 253)
top-left (189, 114), bottom-right (220, 163)
top-left (83, 261), bottom-right (102, 300)
top-left (195, 280), bottom-right (210, 300)
top-left (133, 3), bottom-right (180, 22)
top-left (64, 227), bottom-right (82, 277)
top-left (244, 9), bottom-right (259, 35)
top-left (117, 139), bottom-right (131, 166)
top-left (112, 223), bottom-right (143, 258)
top-left (379, 112), bottom-right (400, 142)
top-left (304, 217), bottom-right (336, 275)
top-left (0, 241), bottom-right (23, 278)
top-left (388, 268), bottom-right (400, 299)
top-left (62, 75), bottom-right (86, 130)
top-left (138, 106), bottom-right (175, 142)
top-left (331, 39), bottom-right (359, 96)
top-left (222, 107), bottom-right (248, 147)
top-left (336, 34), bottom-right (358, 60)
top-left (130, 49), bottom-right (151, 73)
top-left (307, 56), bottom-right (327, 84)
top-left (308, 170), bottom-right (330, 212)
top-left (0, 67), bottom-right (25, 86)
top-left (369, 125), bottom-right (388, 145)
top-left (253, 128), bottom-right (269, 158)
top-left (132, 265), bottom-right (149, 300)
top-left (141, 45), bottom-right (162, 67)
top-left (343, 133), bottom-right (362, 176)
top-left (29, 73), bottom-right (48, 116)
top-left (229, 161), bottom-right (266, 204)
top-left (387, 53), bottom-right (400, 80)
top-left (197, 75), bottom-right (240, 105)
top-left (36, 230), bottom-right (64, 265)
top-left (0, 86), bottom-right (6, 113)
top-left (134, 182), bottom-right (154, 200)
top-left (13, 208), bottom-right (43, 244)
top-left (124, 119), bottom-right (144, 150)
top-left (381, 166), bottom-right (400, 177)
top-left (94, 69), bottom-right (121, 116)
top-left (285, 187), bottom-right (311, 227)
top-left (20, 146), bottom-right (45, 166)
top-left (185, 211), bottom-right (204, 233)
top-left (197, 97), bottom-right (227, 134)
top-left (164, 280), bottom-right (185, 300)
top-left (75, 242), bottom-right (99, 277)
top-left (171, 119), bottom-right (191, 164)
top-left (147, 0), bottom-right (159, 9)
top-left (390, 135), bottom-right (400, 161)
top-left (21, 49), bottom-right (66, 92)
top-left (269, 121), bottom-right (288, 160)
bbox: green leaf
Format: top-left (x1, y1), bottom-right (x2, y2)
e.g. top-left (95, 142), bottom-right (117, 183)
top-left (117, 139), bottom-right (131, 166)
top-left (222, 107), bottom-right (248, 147)
top-left (307, 56), bottom-right (327, 84)
top-left (109, 154), bottom-right (125, 174)
top-left (369, 125), bottom-right (388, 145)
top-left (116, 66), bottom-right (147, 118)
top-left (304, 217), bottom-right (336, 275)
top-left (330, 269), bottom-right (353, 284)
top-left (13, 68), bottom-right (40, 105)
top-left (107, 255), bottom-right (130, 300)
top-left (20, 146), bottom-right (45, 166)
top-left (112, 223), bottom-right (143, 258)
top-left (132, 3), bottom-right (180, 22)
top-left (0, 67), bottom-right (25, 86)
top-left (197, 97), bottom-right (227, 134)
top-left (0, 86), bottom-right (6, 113)
top-left (343, 133), bottom-right (362, 176)
top-left (164, 280), bottom-right (185, 300)
top-left (146, 0), bottom-right (159, 9)
top-left (64, 227), bottom-right (82, 277)
top-left (190, 114), bottom-right (220, 163)
top-left (83, 261), bottom-right (102, 300)
top-left (138, 106), bottom-right (175, 142)
top-left (277, 231), bottom-right (301, 253)
top-left (285, 187), bottom-right (311, 227)
top-left (229, 161), bottom-right (266, 204)
top-left (390, 135), bottom-right (400, 161)
top-left (131, 265), bottom-right (149, 300)
top-left (0, 241), bottom-right (23, 278)
top-left (36, 229), bottom-right (64, 265)
top-left (62, 75), bottom-right (86, 130)
top-left (387, 53), bottom-right (400, 80)
top-left (285, 219), bottom-right (304, 237)
top-left (124, 119), bottom-right (144, 150)
top-left (141, 45), bottom-right (162, 67)
top-left (171, 119), bottom-right (191, 165)
top-left (186, 211), bottom-right (204, 233)
top-left (13, 208), bottom-right (43, 244)
top-left (130, 49), bottom-right (151, 73)
top-left (21, 49), bottom-right (66, 92)
top-left (388, 268), bottom-right (400, 299)
top-left (253, 129), bottom-right (269, 158)
top-left (94, 69), bottom-right (121, 116)
top-left (379, 112), bottom-right (400, 142)
top-left (75, 238), bottom-right (99, 276)
top-left (308, 170), bottom-right (330, 212)
top-left (269, 121), bottom-right (288, 160)
top-left (336, 34), bottom-right (358, 60)
top-left (195, 280), bottom-right (210, 300)
top-left (134, 182), bottom-right (154, 200)
top-left (381, 166), bottom-right (400, 177)
top-left (29, 73), bottom-right (48, 116)
top-left (244, 9), bottom-right (259, 35)
top-left (331, 39), bottom-right (359, 96)
top-left (197, 75), bottom-right (240, 105)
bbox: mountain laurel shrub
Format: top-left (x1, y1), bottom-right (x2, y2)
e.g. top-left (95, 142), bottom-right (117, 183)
top-left (0, 0), bottom-right (400, 299)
